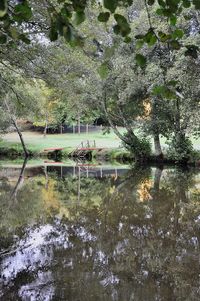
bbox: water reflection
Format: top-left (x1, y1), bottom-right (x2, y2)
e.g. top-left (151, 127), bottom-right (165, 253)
top-left (0, 162), bottom-right (199, 300)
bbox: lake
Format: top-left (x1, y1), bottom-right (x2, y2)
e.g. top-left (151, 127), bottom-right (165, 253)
top-left (0, 160), bottom-right (199, 301)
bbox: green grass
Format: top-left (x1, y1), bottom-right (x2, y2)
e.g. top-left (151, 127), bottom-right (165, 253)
top-left (1, 129), bottom-right (200, 160)
top-left (1, 129), bottom-right (123, 153)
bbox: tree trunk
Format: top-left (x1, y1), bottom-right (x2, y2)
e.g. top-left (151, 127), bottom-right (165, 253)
top-left (153, 167), bottom-right (163, 192)
top-left (153, 133), bottom-right (163, 159)
top-left (151, 97), bottom-right (163, 159)
top-left (4, 99), bottom-right (29, 157)
top-left (102, 92), bottom-right (149, 162)
top-left (11, 157), bottom-right (28, 198)
top-left (102, 101), bottom-right (133, 145)
top-left (103, 102), bottom-right (148, 163)
top-left (174, 98), bottom-right (190, 163)
top-left (43, 111), bottom-right (48, 138)
top-left (78, 115), bottom-right (81, 135)
top-left (12, 118), bottom-right (29, 157)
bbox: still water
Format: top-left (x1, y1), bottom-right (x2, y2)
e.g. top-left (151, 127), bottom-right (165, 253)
top-left (0, 161), bottom-right (199, 301)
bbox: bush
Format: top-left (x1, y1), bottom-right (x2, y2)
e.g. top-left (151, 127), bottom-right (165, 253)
top-left (167, 135), bottom-right (193, 163)
top-left (122, 131), bottom-right (152, 160)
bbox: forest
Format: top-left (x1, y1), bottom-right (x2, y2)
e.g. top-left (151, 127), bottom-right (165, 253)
top-left (0, 0), bottom-right (200, 163)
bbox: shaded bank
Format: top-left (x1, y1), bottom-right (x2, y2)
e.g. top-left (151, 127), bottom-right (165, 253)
top-left (0, 143), bottom-right (200, 166)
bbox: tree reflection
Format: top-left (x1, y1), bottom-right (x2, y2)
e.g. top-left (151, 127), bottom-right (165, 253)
top-left (11, 157), bottom-right (28, 199)
top-left (0, 165), bottom-right (199, 300)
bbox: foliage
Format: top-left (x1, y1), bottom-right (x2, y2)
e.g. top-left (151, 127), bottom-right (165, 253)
top-left (0, 166), bottom-right (200, 299)
top-left (122, 131), bottom-right (152, 160)
top-left (1, 1), bottom-right (200, 59)
top-left (0, 0), bottom-right (200, 163)
top-left (166, 135), bottom-right (194, 162)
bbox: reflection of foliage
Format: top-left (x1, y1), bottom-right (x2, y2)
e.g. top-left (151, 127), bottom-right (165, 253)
top-left (137, 179), bottom-right (153, 202)
top-left (0, 167), bottom-right (200, 300)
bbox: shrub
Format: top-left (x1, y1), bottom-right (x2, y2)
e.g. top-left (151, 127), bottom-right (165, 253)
top-left (167, 135), bottom-right (193, 163)
top-left (122, 131), bottom-right (152, 160)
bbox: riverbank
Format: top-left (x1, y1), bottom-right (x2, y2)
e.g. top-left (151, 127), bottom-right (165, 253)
top-left (1, 142), bottom-right (200, 167)
top-left (0, 141), bottom-right (131, 162)
top-left (1, 131), bottom-right (200, 166)
top-left (0, 130), bottom-right (125, 161)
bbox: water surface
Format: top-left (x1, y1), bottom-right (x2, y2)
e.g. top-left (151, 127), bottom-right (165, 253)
top-left (0, 161), bottom-right (199, 300)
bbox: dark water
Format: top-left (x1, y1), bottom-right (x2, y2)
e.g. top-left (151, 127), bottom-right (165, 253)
top-left (0, 162), bottom-right (199, 301)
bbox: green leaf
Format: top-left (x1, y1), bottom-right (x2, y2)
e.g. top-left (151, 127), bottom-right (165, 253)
top-left (172, 28), bottom-right (184, 39)
top-left (149, 33), bottom-right (157, 46)
top-left (168, 80), bottom-right (178, 87)
top-left (193, 0), bottom-right (200, 9)
top-left (135, 34), bottom-right (144, 39)
top-left (98, 62), bottom-right (110, 79)
top-left (114, 14), bottom-right (131, 37)
top-left (152, 85), bottom-right (176, 99)
top-left (14, 2), bottom-right (32, 22)
top-left (114, 13), bottom-right (127, 23)
top-left (124, 36), bottom-right (132, 43)
top-left (156, 8), bottom-right (164, 15)
top-left (10, 27), bottom-right (20, 39)
top-left (60, 5), bottom-right (72, 19)
top-left (152, 85), bottom-right (166, 95)
top-left (185, 45), bottom-right (199, 59)
top-left (74, 11), bottom-right (85, 25)
top-left (158, 0), bottom-right (166, 7)
top-left (103, 0), bottom-right (118, 13)
top-left (98, 12), bottom-right (110, 22)
top-left (135, 54), bottom-right (147, 67)
top-left (136, 40), bottom-right (144, 49)
top-left (162, 8), bottom-right (173, 17)
top-left (113, 24), bottom-right (120, 35)
top-left (19, 34), bottom-right (30, 44)
top-left (127, 0), bottom-right (133, 5)
top-left (0, 33), bottom-right (7, 44)
top-left (170, 15), bottom-right (177, 26)
top-left (49, 23), bottom-right (58, 41)
top-left (158, 31), bottom-right (171, 42)
top-left (182, 0), bottom-right (191, 8)
top-left (147, 0), bottom-right (155, 5)
top-left (72, 0), bottom-right (86, 12)
top-left (144, 29), bottom-right (157, 46)
top-left (164, 90), bottom-right (176, 99)
top-left (0, 0), bottom-right (7, 17)
top-left (170, 40), bottom-right (181, 50)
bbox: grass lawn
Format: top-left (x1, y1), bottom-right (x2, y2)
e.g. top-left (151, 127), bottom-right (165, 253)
top-left (1, 128), bottom-right (200, 154)
top-left (1, 129), bottom-right (123, 153)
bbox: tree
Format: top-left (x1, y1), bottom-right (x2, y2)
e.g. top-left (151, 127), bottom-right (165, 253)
top-left (0, 0), bottom-right (199, 162)
top-left (0, 63), bottom-right (45, 155)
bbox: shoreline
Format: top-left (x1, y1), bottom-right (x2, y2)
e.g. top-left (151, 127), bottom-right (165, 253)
top-left (0, 144), bottom-right (200, 167)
